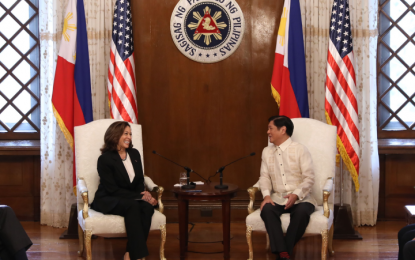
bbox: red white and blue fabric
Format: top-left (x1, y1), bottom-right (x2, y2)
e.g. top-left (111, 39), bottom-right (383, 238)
top-left (51, 0), bottom-right (93, 189)
top-left (324, 0), bottom-right (360, 191)
top-left (270, 0), bottom-right (309, 118)
top-left (107, 0), bottom-right (138, 123)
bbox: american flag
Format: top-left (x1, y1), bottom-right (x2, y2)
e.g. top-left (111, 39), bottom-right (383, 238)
top-left (107, 0), bottom-right (138, 123)
top-left (324, 0), bottom-right (360, 191)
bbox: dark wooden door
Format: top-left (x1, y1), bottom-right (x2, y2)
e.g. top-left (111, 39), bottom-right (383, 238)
top-left (131, 0), bottom-right (284, 203)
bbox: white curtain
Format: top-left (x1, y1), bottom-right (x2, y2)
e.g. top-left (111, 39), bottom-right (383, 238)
top-left (40, 0), bottom-right (113, 227)
top-left (300, 0), bottom-right (379, 226)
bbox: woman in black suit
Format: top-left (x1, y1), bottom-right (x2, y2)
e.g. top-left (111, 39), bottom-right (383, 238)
top-left (90, 121), bottom-right (157, 260)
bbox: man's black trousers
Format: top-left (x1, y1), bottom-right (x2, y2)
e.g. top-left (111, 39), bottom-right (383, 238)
top-left (260, 202), bottom-right (315, 256)
top-left (109, 199), bottom-right (154, 259)
top-left (398, 224), bottom-right (415, 260)
top-left (0, 206), bottom-right (32, 260)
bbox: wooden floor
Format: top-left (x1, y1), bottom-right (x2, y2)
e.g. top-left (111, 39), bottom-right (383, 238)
top-left (24, 221), bottom-right (404, 260)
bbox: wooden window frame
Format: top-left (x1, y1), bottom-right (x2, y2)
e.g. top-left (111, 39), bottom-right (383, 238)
top-left (0, 0), bottom-right (40, 140)
top-left (377, 0), bottom-right (415, 139)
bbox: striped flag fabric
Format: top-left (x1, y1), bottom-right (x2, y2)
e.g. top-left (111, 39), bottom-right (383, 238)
top-left (52, 0), bottom-right (93, 190)
top-left (324, 0), bottom-right (360, 191)
top-left (107, 0), bottom-right (138, 123)
top-left (270, 0), bottom-right (309, 118)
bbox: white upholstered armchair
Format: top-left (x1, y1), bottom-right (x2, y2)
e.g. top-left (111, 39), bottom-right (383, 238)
top-left (75, 119), bottom-right (166, 260)
top-left (246, 118), bottom-right (337, 260)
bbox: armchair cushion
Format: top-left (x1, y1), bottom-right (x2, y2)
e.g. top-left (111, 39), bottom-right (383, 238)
top-left (246, 206), bottom-right (333, 234)
top-left (78, 208), bottom-right (166, 235)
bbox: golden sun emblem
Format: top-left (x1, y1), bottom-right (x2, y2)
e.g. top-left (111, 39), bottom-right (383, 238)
top-left (63, 12), bottom-right (77, 42)
top-left (187, 6), bottom-right (227, 46)
top-left (278, 7), bottom-right (288, 46)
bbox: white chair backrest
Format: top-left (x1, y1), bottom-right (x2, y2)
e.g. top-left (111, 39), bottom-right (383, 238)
top-left (75, 119), bottom-right (144, 204)
top-left (291, 118), bottom-right (337, 206)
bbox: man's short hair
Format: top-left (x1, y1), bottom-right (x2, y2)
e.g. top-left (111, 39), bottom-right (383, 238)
top-left (268, 115), bottom-right (294, 137)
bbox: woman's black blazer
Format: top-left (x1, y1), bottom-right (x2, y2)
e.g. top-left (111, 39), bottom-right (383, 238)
top-left (90, 148), bottom-right (145, 214)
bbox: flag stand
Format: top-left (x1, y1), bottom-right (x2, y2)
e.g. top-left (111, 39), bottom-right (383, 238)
top-left (59, 203), bottom-right (78, 239)
top-left (333, 157), bottom-right (362, 240)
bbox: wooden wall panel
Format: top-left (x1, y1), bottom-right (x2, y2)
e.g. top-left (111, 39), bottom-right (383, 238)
top-left (384, 154), bottom-right (415, 219)
top-left (0, 155), bottom-right (40, 221)
top-left (131, 0), bottom-right (283, 205)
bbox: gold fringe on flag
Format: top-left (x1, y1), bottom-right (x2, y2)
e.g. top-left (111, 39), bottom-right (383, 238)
top-left (271, 84), bottom-right (281, 107)
top-left (325, 111), bottom-right (360, 192)
top-left (52, 104), bottom-right (74, 150)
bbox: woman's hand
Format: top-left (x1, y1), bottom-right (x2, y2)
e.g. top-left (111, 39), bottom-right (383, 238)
top-left (141, 191), bottom-right (152, 201)
top-left (149, 197), bottom-right (158, 206)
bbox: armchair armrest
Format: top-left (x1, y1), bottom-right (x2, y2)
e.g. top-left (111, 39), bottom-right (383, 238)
top-left (323, 177), bottom-right (334, 218)
top-left (144, 175), bottom-right (164, 214)
top-left (77, 178), bottom-right (89, 219)
top-left (247, 186), bottom-right (259, 215)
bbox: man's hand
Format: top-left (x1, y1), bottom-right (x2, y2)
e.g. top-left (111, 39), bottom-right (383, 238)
top-left (260, 195), bottom-right (275, 211)
top-left (283, 194), bottom-right (298, 210)
top-left (141, 191), bottom-right (152, 201)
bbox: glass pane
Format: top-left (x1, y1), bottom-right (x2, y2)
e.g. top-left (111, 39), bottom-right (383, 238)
top-left (380, 12), bottom-right (392, 36)
top-left (383, 118), bottom-right (407, 130)
top-left (0, 66), bottom-right (5, 79)
top-left (14, 120), bottom-right (35, 132)
top-left (13, 90), bottom-right (36, 114)
top-left (0, 105), bottom-right (21, 129)
top-left (0, 124), bottom-right (7, 132)
top-left (382, 57), bottom-right (407, 81)
top-left (398, 12), bottom-right (415, 36)
top-left (0, 7), bottom-right (5, 17)
top-left (0, 45), bottom-right (21, 69)
top-left (398, 72), bottom-right (415, 96)
top-left (2, 0), bottom-right (17, 9)
top-left (28, 46), bottom-right (39, 68)
top-left (381, 87), bottom-right (406, 111)
top-left (397, 102), bottom-right (415, 127)
top-left (12, 60), bottom-right (34, 84)
top-left (382, 27), bottom-right (406, 51)
top-left (398, 42), bottom-right (415, 66)
top-left (405, 0), bottom-right (415, 5)
top-left (0, 15), bottom-right (20, 39)
top-left (11, 1), bottom-right (35, 24)
top-left (29, 105), bottom-right (39, 128)
top-left (379, 73), bottom-right (392, 96)
top-left (12, 30), bottom-right (36, 54)
top-left (0, 37), bottom-right (5, 49)
top-left (0, 95), bottom-right (6, 110)
top-left (379, 104), bottom-right (392, 127)
top-left (383, 0), bottom-right (407, 21)
top-left (380, 0), bottom-right (389, 5)
top-left (379, 43), bottom-right (392, 65)
top-left (0, 76), bottom-right (21, 99)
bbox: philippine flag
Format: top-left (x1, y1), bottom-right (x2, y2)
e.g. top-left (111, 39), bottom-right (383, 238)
top-left (270, 0), bottom-right (309, 118)
top-left (51, 0), bottom-right (93, 188)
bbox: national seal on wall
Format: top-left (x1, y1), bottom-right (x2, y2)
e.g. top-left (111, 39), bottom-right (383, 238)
top-left (170, 0), bottom-right (245, 63)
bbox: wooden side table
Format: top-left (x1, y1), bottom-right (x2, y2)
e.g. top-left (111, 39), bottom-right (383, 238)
top-left (405, 205), bottom-right (415, 225)
top-left (172, 182), bottom-right (238, 259)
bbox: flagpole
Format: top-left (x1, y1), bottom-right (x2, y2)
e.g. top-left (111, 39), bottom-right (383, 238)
top-left (340, 155), bottom-right (343, 207)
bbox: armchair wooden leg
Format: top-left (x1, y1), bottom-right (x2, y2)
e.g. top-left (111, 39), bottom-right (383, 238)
top-left (246, 225), bottom-right (253, 260)
top-left (265, 233), bottom-right (270, 250)
top-left (321, 229), bottom-right (328, 260)
top-left (160, 224), bottom-right (167, 260)
top-left (328, 225), bottom-right (334, 256)
top-left (78, 224), bottom-right (84, 257)
top-left (84, 229), bottom-right (93, 260)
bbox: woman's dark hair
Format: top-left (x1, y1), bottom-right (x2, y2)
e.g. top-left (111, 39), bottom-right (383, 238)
top-left (268, 115), bottom-right (294, 137)
top-left (101, 121), bottom-right (133, 154)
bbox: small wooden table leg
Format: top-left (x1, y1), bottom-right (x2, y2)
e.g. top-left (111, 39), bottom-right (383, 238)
top-left (178, 197), bottom-right (189, 258)
top-left (222, 198), bottom-right (231, 259)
